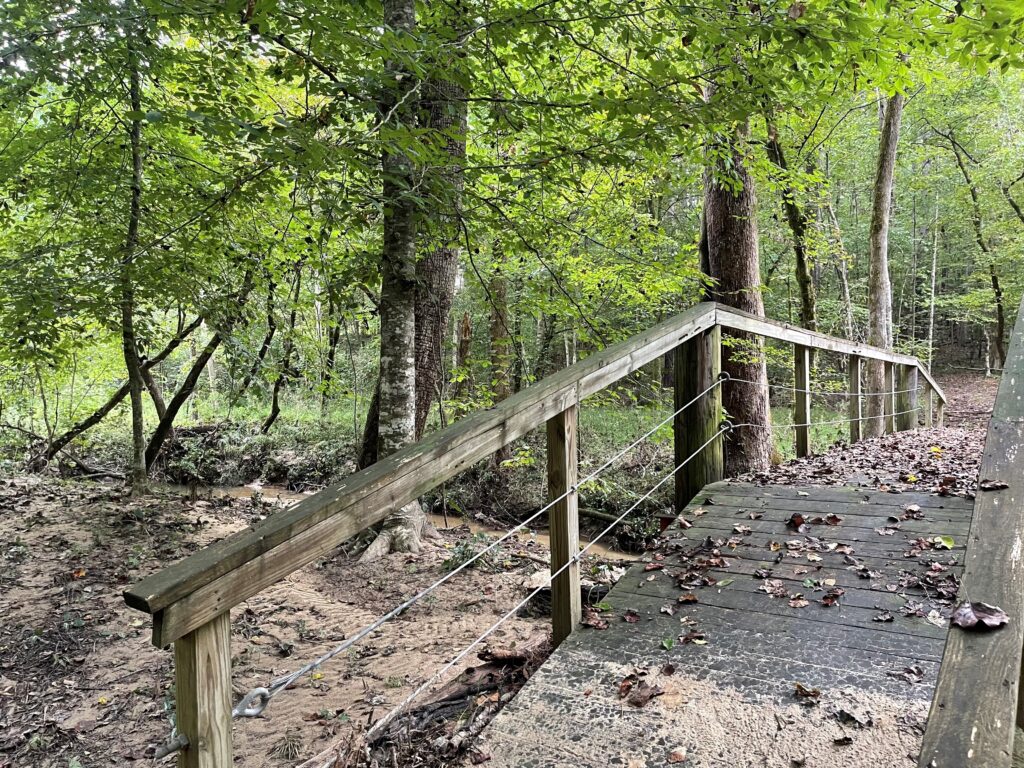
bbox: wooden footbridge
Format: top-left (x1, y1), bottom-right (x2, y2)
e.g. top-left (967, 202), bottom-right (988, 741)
top-left (124, 299), bottom-right (1024, 768)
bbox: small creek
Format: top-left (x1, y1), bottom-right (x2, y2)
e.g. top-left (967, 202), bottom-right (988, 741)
top-left (166, 483), bottom-right (638, 561)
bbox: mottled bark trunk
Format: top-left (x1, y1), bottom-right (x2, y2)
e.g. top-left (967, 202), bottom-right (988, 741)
top-left (414, 76), bottom-right (465, 438)
top-left (533, 312), bottom-right (557, 379)
top-left (864, 92), bottom-right (903, 438)
top-left (121, 37), bottom-right (147, 492)
top-left (704, 124), bottom-right (772, 475)
top-left (360, 0), bottom-right (429, 561)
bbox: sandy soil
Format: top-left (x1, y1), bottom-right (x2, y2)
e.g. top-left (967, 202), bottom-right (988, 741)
top-left (0, 481), bottom-right (601, 768)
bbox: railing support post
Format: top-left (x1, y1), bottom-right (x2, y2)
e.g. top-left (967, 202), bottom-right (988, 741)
top-left (924, 386), bottom-right (934, 427)
top-left (547, 405), bottom-right (580, 647)
top-left (674, 325), bottom-right (723, 511)
top-left (896, 364), bottom-right (918, 431)
top-left (936, 398), bottom-right (945, 426)
top-left (794, 344), bottom-right (811, 458)
top-left (883, 362), bottom-right (895, 434)
top-left (174, 610), bottom-right (232, 768)
top-left (848, 355), bottom-right (862, 443)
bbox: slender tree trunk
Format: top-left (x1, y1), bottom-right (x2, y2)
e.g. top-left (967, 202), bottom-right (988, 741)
top-left (823, 200), bottom-right (854, 339)
top-left (144, 276), bottom-right (253, 468)
top-left (360, 0), bottom-right (427, 560)
top-left (864, 92), bottom-right (904, 438)
top-left (262, 268), bottom-right (301, 433)
top-left (489, 245), bottom-right (513, 465)
top-left (140, 366), bottom-right (167, 420)
top-left (765, 131), bottom-right (816, 332)
top-left (237, 277), bottom-right (277, 399)
top-left (453, 311), bottom-right (472, 398)
top-left (704, 122), bottom-right (773, 474)
top-left (38, 317), bottom-right (201, 465)
top-left (120, 37), bottom-right (147, 491)
top-left (533, 312), bottom-right (557, 379)
top-left (322, 285), bottom-right (341, 414)
top-left (357, 382), bottom-right (380, 470)
top-left (145, 334), bottom-right (222, 469)
top-left (944, 132), bottom-right (1007, 367)
top-left (928, 194), bottom-right (939, 370)
top-left (413, 74), bottom-right (465, 438)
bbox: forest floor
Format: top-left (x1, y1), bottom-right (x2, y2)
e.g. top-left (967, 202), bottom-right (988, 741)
top-left (0, 371), bottom-right (1003, 768)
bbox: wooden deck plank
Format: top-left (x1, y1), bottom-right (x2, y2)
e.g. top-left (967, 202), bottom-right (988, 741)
top-left (482, 482), bottom-right (968, 768)
top-left (684, 493), bottom-right (974, 519)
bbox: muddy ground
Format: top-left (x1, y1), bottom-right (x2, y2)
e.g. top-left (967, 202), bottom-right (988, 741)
top-left (0, 372), bottom-right (1004, 768)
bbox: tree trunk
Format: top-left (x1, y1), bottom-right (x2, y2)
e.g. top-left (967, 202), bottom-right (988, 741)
top-left (825, 201), bottom-right (854, 340)
top-left (533, 311), bottom-right (557, 379)
top-left (703, 123), bottom-right (772, 475)
top-left (360, 0), bottom-right (429, 561)
top-left (928, 194), bottom-right (939, 370)
top-left (322, 284), bottom-right (341, 414)
top-left (38, 317), bottom-right (202, 466)
top-left (413, 75), bottom-right (465, 439)
top-left (237, 276), bottom-right (277, 400)
top-left (145, 332), bottom-right (223, 470)
top-left (140, 366), bottom-right (167, 420)
top-left (262, 267), bottom-right (301, 433)
top-left (765, 132), bottom-right (816, 332)
top-left (864, 92), bottom-right (904, 438)
top-left (489, 245), bottom-right (513, 465)
top-left (943, 131), bottom-right (1007, 368)
top-left (120, 36), bottom-right (147, 492)
top-left (453, 311), bottom-right (473, 398)
top-left (144, 277), bottom-right (253, 468)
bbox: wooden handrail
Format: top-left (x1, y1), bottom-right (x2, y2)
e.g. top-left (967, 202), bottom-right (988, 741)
top-left (918, 295), bottom-right (1024, 768)
top-left (124, 301), bottom-right (947, 649)
top-left (715, 306), bottom-right (948, 403)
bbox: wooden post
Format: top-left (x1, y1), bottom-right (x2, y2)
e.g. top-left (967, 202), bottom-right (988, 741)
top-left (174, 611), bottom-right (232, 768)
top-left (895, 364), bottom-right (918, 430)
top-left (794, 344), bottom-right (811, 458)
top-left (936, 398), bottom-right (945, 427)
top-left (848, 354), bottom-right (863, 443)
top-left (924, 386), bottom-right (934, 427)
top-left (674, 325), bottom-right (723, 511)
top-left (883, 362), bottom-right (895, 434)
top-left (547, 405), bottom-right (580, 647)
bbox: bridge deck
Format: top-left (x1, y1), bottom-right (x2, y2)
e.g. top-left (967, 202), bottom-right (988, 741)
top-left (479, 481), bottom-right (974, 768)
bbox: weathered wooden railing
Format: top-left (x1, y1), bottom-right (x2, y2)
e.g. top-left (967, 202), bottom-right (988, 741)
top-left (124, 301), bottom-right (946, 766)
top-left (919, 295), bottom-right (1024, 768)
